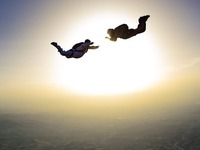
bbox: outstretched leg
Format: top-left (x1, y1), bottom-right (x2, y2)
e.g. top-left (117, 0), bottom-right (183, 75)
top-left (121, 15), bottom-right (150, 39)
top-left (51, 42), bottom-right (63, 52)
top-left (135, 15), bottom-right (150, 34)
top-left (51, 42), bottom-right (73, 58)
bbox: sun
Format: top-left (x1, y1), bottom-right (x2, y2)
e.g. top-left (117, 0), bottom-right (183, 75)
top-left (51, 13), bottom-right (165, 95)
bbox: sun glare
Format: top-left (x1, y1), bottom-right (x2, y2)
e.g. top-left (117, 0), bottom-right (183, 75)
top-left (52, 13), bottom-right (165, 95)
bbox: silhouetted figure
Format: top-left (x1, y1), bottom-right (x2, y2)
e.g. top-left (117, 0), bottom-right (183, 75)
top-left (51, 39), bottom-right (99, 58)
top-left (106, 15), bottom-right (150, 41)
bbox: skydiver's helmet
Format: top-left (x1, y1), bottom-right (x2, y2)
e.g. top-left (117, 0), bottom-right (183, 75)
top-left (85, 39), bottom-right (94, 45)
top-left (107, 29), bottom-right (114, 37)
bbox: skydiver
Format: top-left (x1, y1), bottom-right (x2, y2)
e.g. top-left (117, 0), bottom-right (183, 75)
top-left (106, 15), bottom-right (150, 41)
top-left (51, 39), bottom-right (99, 58)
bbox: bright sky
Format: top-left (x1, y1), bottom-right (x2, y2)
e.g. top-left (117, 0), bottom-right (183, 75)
top-left (0, 0), bottom-right (200, 114)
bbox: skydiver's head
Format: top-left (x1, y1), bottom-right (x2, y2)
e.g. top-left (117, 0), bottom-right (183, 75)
top-left (85, 39), bottom-right (93, 45)
top-left (106, 28), bottom-right (117, 41)
top-left (107, 29), bottom-right (114, 36)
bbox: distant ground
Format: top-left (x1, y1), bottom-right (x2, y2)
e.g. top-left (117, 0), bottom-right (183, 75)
top-left (1, 105), bottom-right (200, 150)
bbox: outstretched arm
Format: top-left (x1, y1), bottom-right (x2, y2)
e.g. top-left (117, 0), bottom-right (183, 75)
top-left (88, 45), bottom-right (99, 49)
top-left (105, 36), bottom-right (117, 41)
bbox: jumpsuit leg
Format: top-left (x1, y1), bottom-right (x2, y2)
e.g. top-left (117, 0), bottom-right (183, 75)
top-left (51, 42), bottom-right (73, 58)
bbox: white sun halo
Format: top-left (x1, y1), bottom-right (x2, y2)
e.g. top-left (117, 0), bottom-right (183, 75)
top-left (52, 14), bottom-right (164, 95)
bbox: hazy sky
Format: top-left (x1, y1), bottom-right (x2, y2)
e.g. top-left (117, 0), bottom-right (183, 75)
top-left (0, 0), bottom-right (200, 114)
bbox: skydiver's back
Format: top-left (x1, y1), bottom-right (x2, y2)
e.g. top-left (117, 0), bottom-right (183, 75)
top-left (72, 42), bottom-right (84, 50)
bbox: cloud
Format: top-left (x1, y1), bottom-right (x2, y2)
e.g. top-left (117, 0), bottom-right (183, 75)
top-left (163, 56), bottom-right (200, 74)
top-left (180, 56), bottom-right (200, 69)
